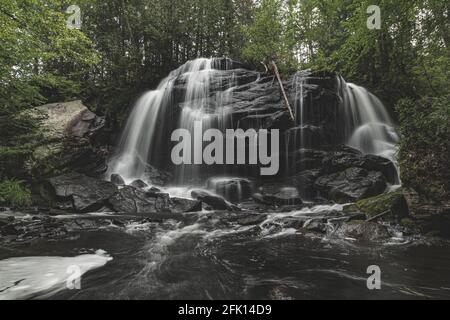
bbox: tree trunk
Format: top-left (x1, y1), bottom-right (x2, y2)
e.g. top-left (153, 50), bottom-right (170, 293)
top-left (270, 61), bottom-right (295, 121)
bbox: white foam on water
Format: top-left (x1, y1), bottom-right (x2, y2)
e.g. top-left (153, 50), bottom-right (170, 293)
top-left (0, 250), bottom-right (112, 300)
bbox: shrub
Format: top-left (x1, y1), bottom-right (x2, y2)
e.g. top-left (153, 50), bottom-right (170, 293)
top-left (396, 95), bottom-right (450, 202)
top-left (0, 180), bottom-right (32, 208)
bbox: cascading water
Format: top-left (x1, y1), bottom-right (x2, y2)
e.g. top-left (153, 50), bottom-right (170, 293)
top-left (340, 81), bottom-right (400, 177)
top-left (108, 58), bottom-right (240, 186)
top-left (108, 65), bottom-right (181, 182)
top-left (285, 73), bottom-right (307, 174)
top-left (174, 59), bottom-right (238, 184)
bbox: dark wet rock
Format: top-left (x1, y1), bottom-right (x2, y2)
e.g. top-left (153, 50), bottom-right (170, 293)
top-left (145, 189), bottom-right (164, 198)
top-left (277, 217), bottom-right (306, 229)
top-left (109, 186), bottom-right (200, 215)
top-left (191, 190), bottom-right (238, 211)
top-left (288, 170), bottom-right (320, 200)
top-left (1, 224), bottom-right (21, 236)
top-left (170, 198), bottom-right (202, 214)
top-left (304, 220), bottom-right (328, 233)
top-left (321, 146), bottom-right (399, 184)
top-left (130, 179), bottom-right (149, 189)
top-left (108, 186), bottom-right (160, 215)
top-left (144, 164), bottom-right (172, 186)
top-left (315, 167), bottom-right (387, 203)
top-left (202, 203), bottom-right (213, 211)
top-left (0, 217), bottom-right (68, 244)
top-left (336, 221), bottom-right (391, 241)
top-left (237, 214), bottom-right (268, 226)
top-left (0, 219), bottom-right (7, 228)
top-left (206, 178), bottom-right (253, 203)
top-left (49, 173), bottom-right (117, 212)
top-left (111, 174), bottom-right (125, 186)
top-left (63, 218), bottom-right (108, 231)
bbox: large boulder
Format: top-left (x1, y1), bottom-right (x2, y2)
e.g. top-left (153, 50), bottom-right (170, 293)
top-left (108, 186), bottom-right (157, 214)
top-left (108, 186), bottom-right (201, 215)
top-left (336, 221), bottom-right (391, 242)
top-left (355, 190), bottom-right (410, 221)
top-left (170, 198), bottom-right (203, 214)
top-left (315, 167), bottom-right (387, 203)
top-left (25, 101), bottom-right (106, 178)
top-left (48, 174), bottom-right (117, 212)
top-left (111, 174), bottom-right (125, 186)
top-left (321, 146), bottom-right (399, 184)
top-left (32, 100), bottom-right (104, 140)
top-left (130, 179), bottom-right (149, 189)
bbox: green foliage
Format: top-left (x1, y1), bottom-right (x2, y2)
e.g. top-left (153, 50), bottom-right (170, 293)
top-left (0, 0), bottom-right (99, 111)
top-left (0, 180), bottom-right (32, 208)
top-left (78, 0), bottom-right (253, 124)
top-left (0, 109), bottom-right (47, 179)
top-left (0, 0), bottom-right (98, 179)
top-left (241, 0), bottom-right (295, 71)
top-left (284, 0), bottom-right (449, 105)
top-left (396, 96), bottom-right (450, 202)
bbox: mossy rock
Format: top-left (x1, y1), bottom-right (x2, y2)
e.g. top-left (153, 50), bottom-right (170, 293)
top-left (356, 190), bottom-right (410, 220)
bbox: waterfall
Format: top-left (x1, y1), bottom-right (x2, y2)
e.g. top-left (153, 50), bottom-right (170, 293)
top-left (108, 58), bottom-right (238, 184)
top-left (108, 60), bottom-right (400, 188)
top-left (341, 82), bottom-right (400, 172)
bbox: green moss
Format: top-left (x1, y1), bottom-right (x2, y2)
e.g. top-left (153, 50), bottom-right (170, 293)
top-left (356, 190), bottom-right (410, 220)
top-left (0, 180), bottom-right (32, 208)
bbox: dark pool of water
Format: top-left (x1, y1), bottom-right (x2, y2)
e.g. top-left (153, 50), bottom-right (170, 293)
top-left (1, 213), bottom-right (450, 300)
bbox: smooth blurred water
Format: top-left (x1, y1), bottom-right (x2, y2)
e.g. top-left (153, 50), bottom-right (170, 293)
top-left (1, 210), bottom-right (450, 300)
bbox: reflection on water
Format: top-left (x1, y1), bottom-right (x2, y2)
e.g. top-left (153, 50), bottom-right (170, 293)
top-left (1, 211), bottom-right (450, 300)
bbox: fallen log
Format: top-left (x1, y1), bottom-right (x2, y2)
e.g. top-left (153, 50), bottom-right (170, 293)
top-left (270, 60), bottom-right (295, 122)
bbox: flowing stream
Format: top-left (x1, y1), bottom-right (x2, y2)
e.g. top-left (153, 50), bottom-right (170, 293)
top-left (1, 208), bottom-right (450, 300)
